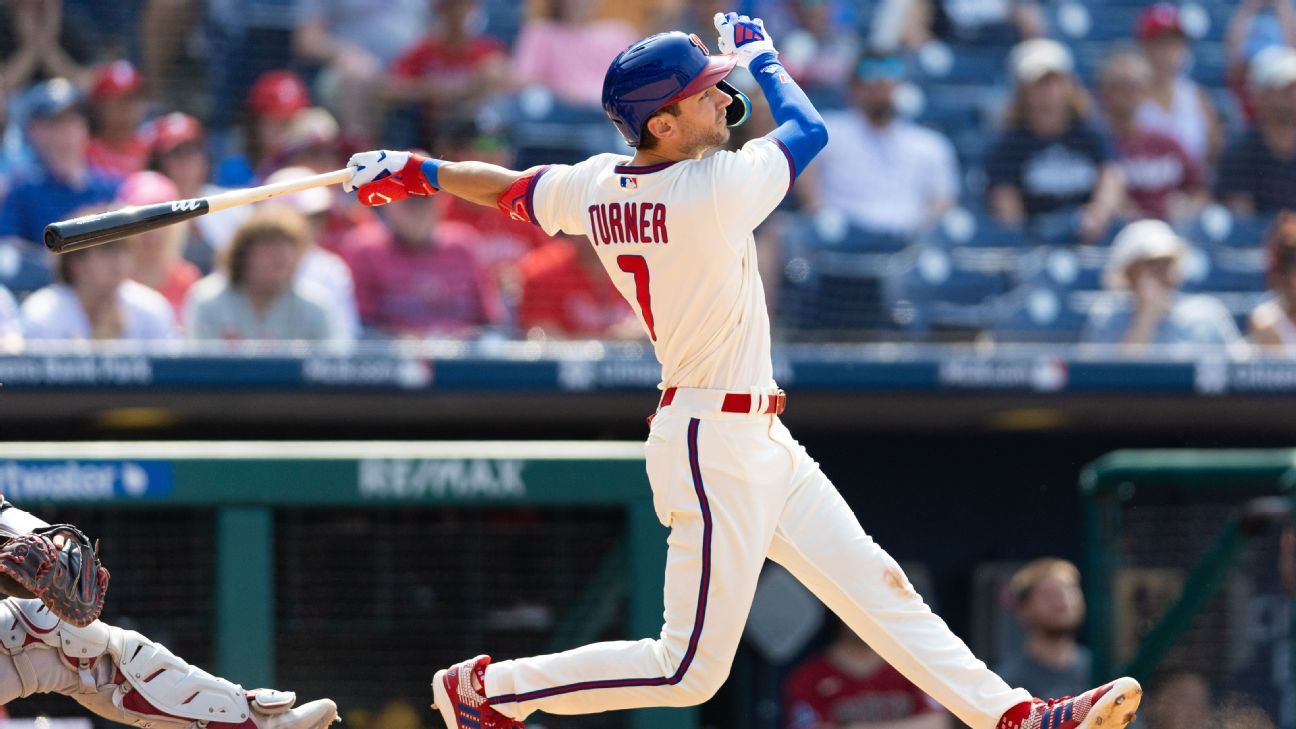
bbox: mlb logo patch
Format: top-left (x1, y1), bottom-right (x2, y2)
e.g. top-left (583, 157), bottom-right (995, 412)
top-left (620, 176), bottom-right (638, 189)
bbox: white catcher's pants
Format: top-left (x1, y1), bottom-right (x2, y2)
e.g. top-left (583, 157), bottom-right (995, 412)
top-left (485, 390), bottom-right (1030, 729)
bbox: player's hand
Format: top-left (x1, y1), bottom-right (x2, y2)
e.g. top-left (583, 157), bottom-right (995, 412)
top-left (714, 12), bottom-right (777, 69)
top-left (344, 150), bottom-right (439, 207)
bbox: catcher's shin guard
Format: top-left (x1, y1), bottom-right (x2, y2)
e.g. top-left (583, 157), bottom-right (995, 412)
top-left (0, 598), bottom-right (338, 729)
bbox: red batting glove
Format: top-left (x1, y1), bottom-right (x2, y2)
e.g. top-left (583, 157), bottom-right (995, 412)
top-left (356, 154), bottom-right (439, 207)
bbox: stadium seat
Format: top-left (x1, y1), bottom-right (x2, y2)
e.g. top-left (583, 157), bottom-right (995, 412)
top-left (925, 206), bottom-right (1033, 249)
top-left (991, 284), bottom-right (1089, 343)
top-left (804, 210), bottom-right (913, 253)
top-left (1179, 244), bottom-right (1266, 293)
top-left (510, 87), bottom-right (622, 168)
top-left (1180, 205), bottom-right (1274, 248)
top-left (1189, 41), bottom-right (1229, 87)
top-left (778, 214), bottom-right (899, 334)
top-left (1013, 245), bottom-right (1109, 292)
top-left (0, 239), bottom-right (53, 297)
top-left (914, 42), bottom-right (1010, 86)
top-left (882, 245), bottom-right (1013, 335)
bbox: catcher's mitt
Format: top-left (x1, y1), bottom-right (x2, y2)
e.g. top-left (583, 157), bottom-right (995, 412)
top-left (0, 524), bottom-right (109, 627)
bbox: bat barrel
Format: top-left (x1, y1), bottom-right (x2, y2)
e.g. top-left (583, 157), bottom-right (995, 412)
top-left (44, 199), bottom-right (210, 254)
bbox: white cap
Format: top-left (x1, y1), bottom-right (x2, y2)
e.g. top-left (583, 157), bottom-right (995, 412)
top-left (264, 165), bottom-right (332, 216)
top-left (1011, 39), bottom-right (1075, 84)
top-left (1249, 45), bottom-right (1296, 91)
top-left (1103, 219), bottom-right (1187, 289)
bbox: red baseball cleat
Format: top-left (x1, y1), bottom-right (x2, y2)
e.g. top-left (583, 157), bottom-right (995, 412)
top-left (431, 655), bottom-right (523, 729)
top-left (996, 677), bottom-right (1142, 729)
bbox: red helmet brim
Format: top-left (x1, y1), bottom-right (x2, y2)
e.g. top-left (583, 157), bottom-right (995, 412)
top-left (666, 54), bottom-right (739, 105)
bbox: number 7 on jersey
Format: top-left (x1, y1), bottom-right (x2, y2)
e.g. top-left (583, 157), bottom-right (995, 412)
top-left (617, 254), bottom-right (657, 341)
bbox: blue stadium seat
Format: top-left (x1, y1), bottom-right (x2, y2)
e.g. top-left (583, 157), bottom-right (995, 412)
top-left (991, 284), bottom-right (1089, 343)
top-left (883, 245), bottom-right (1013, 333)
top-left (804, 210), bottom-right (914, 253)
top-left (914, 88), bottom-right (983, 133)
top-left (778, 214), bottom-right (900, 333)
top-left (1179, 206), bottom-right (1274, 248)
top-left (1180, 244), bottom-right (1266, 293)
top-left (1013, 246), bottom-right (1109, 292)
top-left (925, 207), bottom-right (1033, 249)
top-left (914, 42), bottom-right (1010, 86)
top-left (510, 88), bottom-right (622, 168)
top-left (1189, 42), bottom-right (1229, 87)
top-left (0, 240), bottom-right (53, 297)
top-left (1071, 5), bottom-right (1143, 41)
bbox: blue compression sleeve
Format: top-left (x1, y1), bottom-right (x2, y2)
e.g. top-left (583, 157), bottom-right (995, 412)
top-left (748, 52), bottom-right (828, 181)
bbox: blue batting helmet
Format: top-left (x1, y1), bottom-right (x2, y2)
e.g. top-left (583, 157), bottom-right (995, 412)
top-left (602, 31), bottom-right (751, 148)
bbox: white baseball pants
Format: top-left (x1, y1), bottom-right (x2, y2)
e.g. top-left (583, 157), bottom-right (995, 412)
top-left (485, 388), bottom-right (1030, 729)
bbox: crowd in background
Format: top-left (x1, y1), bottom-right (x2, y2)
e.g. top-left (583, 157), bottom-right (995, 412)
top-left (4, 0), bottom-right (1296, 352)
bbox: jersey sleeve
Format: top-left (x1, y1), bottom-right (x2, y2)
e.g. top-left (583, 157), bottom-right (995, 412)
top-left (501, 163), bottom-right (588, 238)
top-left (707, 137), bottom-right (794, 228)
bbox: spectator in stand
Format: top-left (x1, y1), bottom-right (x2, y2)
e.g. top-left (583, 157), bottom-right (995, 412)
top-left (86, 60), bottom-right (151, 177)
top-left (240, 70), bottom-right (313, 183)
top-left (386, 0), bottom-right (508, 136)
top-left (345, 192), bottom-right (501, 337)
top-left (21, 238), bottom-right (174, 341)
top-left (263, 110), bottom-right (387, 256)
top-left (798, 52), bottom-right (958, 238)
top-left (775, 0), bottom-right (861, 108)
top-left (293, 0), bottom-right (430, 142)
top-left (1135, 4), bottom-right (1223, 169)
top-left (1099, 49), bottom-right (1206, 223)
top-left (185, 206), bottom-right (341, 341)
top-left (986, 39), bottom-right (1124, 243)
top-left (1217, 46), bottom-right (1296, 216)
top-left (1225, 0), bottom-right (1296, 126)
top-left (439, 121), bottom-right (549, 291)
top-left (115, 170), bottom-right (200, 318)
top-left (1249, 210), bottom-right (1296, 353)
top-left (900, 0), bottom-right (1044, 48)
top-left (262, 165), bottom-right (361, 341)
top-left (784, 618), bottom-right (948, 729)
top-left (511, 0), bottom-right (639, 110)
top-left (0, 0), bottom-right (92, 89)
top-left (271, 107), bottom-right (345, 174)
top-left (1142, 669), bottom-right (1212, 729)
top-left (0, 79), bottom-right (118, 247)
top-left (145, 112), bottom-right (241, 272)
top-left (518, 235), bottom-right (635, 339)
top-left (0, 284), bottom-right (22, 351)
top-left (1083, 219), bottom-right (1241, 350)
top-left (994, 558), bottom-right (1090, 700)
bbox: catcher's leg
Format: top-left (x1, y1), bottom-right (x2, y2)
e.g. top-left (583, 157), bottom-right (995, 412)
top-left (0, 598), bottom-right (338, 729)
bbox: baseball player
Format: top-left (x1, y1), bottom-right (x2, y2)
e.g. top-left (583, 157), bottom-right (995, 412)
top-left (0, 496), bottom-right (339, 729)
top-left (344, 13), bottom-right (1143, 729)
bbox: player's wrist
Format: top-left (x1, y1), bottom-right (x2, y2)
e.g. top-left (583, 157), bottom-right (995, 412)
top-left (419, 157), bottom-right (442, 191)
top-left (748, 50), bottom-right (781, 71)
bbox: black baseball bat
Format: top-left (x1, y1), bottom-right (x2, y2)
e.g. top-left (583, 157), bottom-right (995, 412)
top-left (43, 168), bottom-right (352, 254)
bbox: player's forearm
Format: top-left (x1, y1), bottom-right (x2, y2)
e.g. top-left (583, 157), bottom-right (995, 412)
top-left (749, 52), bottom-right (828, 177)
top-left (432, 160), bottom-right (529, 209)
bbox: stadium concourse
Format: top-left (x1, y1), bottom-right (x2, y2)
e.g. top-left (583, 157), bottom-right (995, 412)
top-left (1, 2), bottom-right (1296, 729)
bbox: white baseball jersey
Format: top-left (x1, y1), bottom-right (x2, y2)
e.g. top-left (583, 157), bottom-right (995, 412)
top-left (525, 138), bottom-right (793, 390)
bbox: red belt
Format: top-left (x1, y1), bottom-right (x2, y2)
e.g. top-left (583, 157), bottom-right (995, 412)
top-left (658, 387), bottom-right (787, 415)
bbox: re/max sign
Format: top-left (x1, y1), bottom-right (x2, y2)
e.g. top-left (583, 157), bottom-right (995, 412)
top-left (357, 459), bottom-right (525, 499)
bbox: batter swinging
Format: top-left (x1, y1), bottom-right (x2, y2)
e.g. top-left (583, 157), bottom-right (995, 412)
top-left (343, 13), bottom-right (1142, 729)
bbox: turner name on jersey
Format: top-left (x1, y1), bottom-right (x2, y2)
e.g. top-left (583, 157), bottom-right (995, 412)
top-left (588, 201), bottom-right (669, 245)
